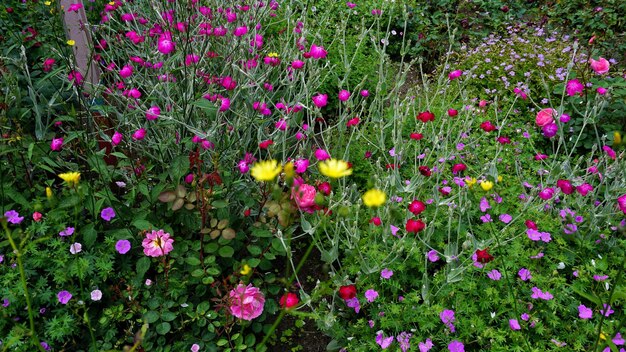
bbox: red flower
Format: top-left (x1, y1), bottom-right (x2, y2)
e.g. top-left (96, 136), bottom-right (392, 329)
top-left (448, 109), bottom-right (458, 117)
top-left (556, 179), bottom-right (574, 195)
top-left (417, 111), bottom-right (436, 123)
top-left (346, 117), bottom-right (360, 127)
top-left (480, 121), bottom-right (496, 132)
top-left (279, 293), bottom-right (299, 308)
top-left (496, 136), bottom-right (511, 144)
top-left (525, 220), bottom-right (537, 230)
top-left (317, 182), bottom-right (332, 196)
top-left (410, 133), bottom-right (423, 140)
top-left (405, 219), bottom-right (426, 233)
top-left (408, 200), bottom-right (426, 216)
top-left (451, 163), bottom-right (466, 175)
top-left (370, 217), bottom-right (382, 226)
top-left (418, 166), bottom-right (432, 177)
top-left (259, 139), bottom-right (273, 149)
top-left (475, 248), bottom-right (494, 264)
top-left (339, 285), bottom-right (357, 300)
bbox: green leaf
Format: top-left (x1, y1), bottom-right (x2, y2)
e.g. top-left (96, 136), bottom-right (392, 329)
top-left (247, 245), bottom-right (262, 256)
top-left (212, 199), bottom-right (228, 209)
top-left (136, 257), bottom-right (150, 279)
top-left (218, 246), bottom-right (234, 257)
top-left (132, 219), bottom-right (152, 231)
top-left (144, 311), bottom-right (159, 324)
top-left (156, 322), bottom-right (171, 335)
top-left (82, 223), bottom-right (97, 247)
top-left (185, 257), bottom-right (201, 266)
top-left (160, 311), bottom-right (176, 322)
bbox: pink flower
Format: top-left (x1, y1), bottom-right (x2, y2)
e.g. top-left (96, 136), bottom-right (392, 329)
top-left (566, 79), bottom-right (584, 96)
top-left (535, 108), bottom-right (555, 127)
top-left (448, 70), bottom-right (462, 80)
top-left (509, 319), bottom-right (521, 330)
top-left (376, 332), bottom-right (394, 349)
top-left (538, 187), bottom-right (554, 200)
top-left (364, 289), bottom-right (379, 303)
top-left (32, 212), bottom-right (42, 222)
top-left (57, 290), bottom-right (72, 304)
top-left (576, 183), bottom-right (593, 196)
top-left (338, 90), bottom-right (350, 102)
top-left (542, 123), bottom-right (558, 138)
top-left (314, 149), bottom-right (330, 161)
top-left (43, 58), bottom-right (55, 72)
top-left (312, 93), bottom-right (328, 108)
top-left (556, 179), bottom-right (574, 195)
top-left (69, 242), bottom-right (82, 254)
top-left (308, 44), bottom-right (327, 59)
top-left (132, 128), bottom-right (147, 140)
top-left (146, 105), bottom-right (160, 120)
top-left (219, 97), bottom-right (231, 112)
top-left (597, 87), bottom-right (607, 95)
top-left (291, 60), bottom-right (304, 69)
top-left (448, 340), bottom-right (464, 352)
top-left (157, 33), bottom-right (175, 54)
top-left (487, 269), bottom-right (502, 280)
top-left (346, 117), bottom-right (360, 127)
top-left (292, 183), bottom-right (317, 213)
top-left (590, 57), bottom-right (610, 74)
top-left (279, 293), bottom-right (299, 308)
top-left (142, 229), bottom-right (174, 257)
top-left (603, 145), bottom-right (616, 159)
top-left (67, 3), bottom-right (83, 12)
top-left (233, 26), bottom-right (248, 37)
top-left (111, 131), bottom-right (123, 146)
top-left (229, 284), bottom-right (265, 320)
top-left (119, 65), bottom-right (133, 78)
top-left (115, 240), bottom-right (131, 254)
top-left (50, 137), bottom-right (64, 151)
top-left (294, 158), bottom-right (309, 173)
top-left (618, 194), bottom-right (626, 214)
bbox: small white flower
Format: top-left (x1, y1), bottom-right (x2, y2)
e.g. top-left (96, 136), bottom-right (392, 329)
top-left (91, 289), bottom-right (102, 301)
top-left (70, 242), bottom-right (82, 254)
top-left (557, 262), bottom-right (565, 270)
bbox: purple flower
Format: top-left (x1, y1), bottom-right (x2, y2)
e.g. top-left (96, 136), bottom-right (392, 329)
top-left (531, 287), bottom-right (553, 300)
top-left (480, 214), bottom-right (492, 223)
top-left (4, 210), bottom-right (24, 224)
top-left (365, 289), bottom-right (379, 303)
top-left (397, 331), bottom-right (412, 352)
top-left (518, 268), bottom-right (532, 281)
top-left (440, 309), bottom-right (456, 332)
top-left (57, 290), bottom-right (72, 304)
top-left (375, 331), bottom-right (394, 349)
top-left (527, 229), bottom-right (551, 242)
top-left (419, 338), bottom-right (434, 352)
top-left (59, 227), bottom-right (75, 237)
top-left (448, 340), bottom-right (465, 352)
top-left (100, 207), bottom-right (116, 222)
top-left (346, 297), bottom-right (360, 313)
top-left (2, 298), bottom-right (9, 307)
top-left (381, 268), bottom-right (393, 279)
top-left (427, 250), bottom-right (440, 262)
top-left (593, 275), bottom-right (608, 282)
top-left (487, 269), bottom-right (502, 281)
top-left (600, 304), bottom-right (614, 317)
top-left (613, 333), bottom-right (625, 345)
top-left (521, 313), bottom-right (529, 321)
top-left (563, 223), bottom-right (577, 234)
top-left (115, 240), bottom-right (131, 254)
top-left (578, 304), bottom-right (592, 319)
top-left (499, 214), bottom-right (512, 224)
top-left (479, 197), bottom-right (490, 212)
top-left (40, 342), bottom-right (51, 351)
top-left (390, 225), bottom-right (400, 238)
top-left (509, 319), bottom-right (521, 330)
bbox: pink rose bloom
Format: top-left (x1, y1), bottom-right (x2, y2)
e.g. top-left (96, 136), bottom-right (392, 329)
top-left (535, 108), bottom-right (555, 127)
top-left (618, 194), bottom-right (626, 215)
top-left (292, 183), bottom-right (317, 213)
top-left (589, 57), bottom-right (610, 74)
top-left (229, 283), bottom-right (265, 320)
top-left (142, 229), bottom-right (174, 257)
top-left (50, 137), bottom-right (64, 151)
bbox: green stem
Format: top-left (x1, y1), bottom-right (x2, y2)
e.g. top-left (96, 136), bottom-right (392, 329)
top-left (592, 255), bottom-right (626, 351)
top-left (3, 224), bottom-right (46, 352)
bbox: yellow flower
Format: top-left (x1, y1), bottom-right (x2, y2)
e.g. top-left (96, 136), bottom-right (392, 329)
top-left (497, 175), bottom-right (503, 183)
top-left (240, 264), bottom-right (251, 275)
top-left (600, 332), bottom-right (607, 340)
top-left (67, 40), bottom-right (75, 46)
top-left (44, 1), bottom-right (51, 5)
top-left (465, 177), bottom-right (477, 188)
top-left (480, 180), bottom-right (494, 191)
top-left (268, 52), bottom-right (279, 58)
top-left (45, 187), bottom-right (53, 199)
top-left (319, 159), bottom-right (352, 179)
top-left (58, 172), bottom-right (81, 186)
top-left (362, 189), bottom-right (386, 208)
top-left (283, 161), bottom-right (295, 180)
top-left (250, 160), bottom-right (282, 181)
top-left (615, 131), bottom-right (622, 145)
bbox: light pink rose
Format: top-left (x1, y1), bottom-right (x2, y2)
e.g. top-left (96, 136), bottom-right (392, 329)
top-left (229, 284), bottom-right (265, 320)
top-left (535, 108), bottom-right (555, 127)
top-left (589, 57), bottom-right (610, 75)
top-left (142, 229), bottom-right (174, 257)
top-left (292, 183), bottom-right (317, 213)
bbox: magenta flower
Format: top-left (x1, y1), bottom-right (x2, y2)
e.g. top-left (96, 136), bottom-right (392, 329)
top-left (448, 70), bottom-right (462, 80)
top-left (132, 128), bottom-right (147, 141)
top-left (314, 149), bottom-right (330, 161)
top-left (397, 331), bottom-right (412, 352)
top-left (419, 338), bottom-right (433, 352)
top-left (542, 123), bottom-right (558, 138)
top-left (531, 287), bottom-right (553, 300)
top-left (294, 158), bottom-right (309, 173)
top-left (338, 90), bottom-right (350, 102)
top-left (600, 304), bottom-right (614, 317)
top-left (566, 79), bottom-right (584, 96)
top-left (142, 229), bottom-right (174, 257)
top-left (157, 33), bottom-right (175, 54)
top-left (312, 93), bottom-right (328, 108)
top-left (376, 331), bottom-right (394, 349)
top-left (119, 65), bottom-right (133, 78)
top-left (509, 319), bottom-right (521, 330)
top-left (538, 187), bottom-right (554, 200)
top-left (499, 214), bottom-right (512, 224)
top-left (115, 240), bottom-right (131, 254)
top-left (448, 340), bottom-right (465, 352)
top-left (440, 309), bottom-right (456, 332)
top-left (487, 269), bottom-right (502, 281)
top-left (291, 60), bottom-right (304, 69)
top-left (603, 145), bottom-right (616, 159)
top-left (618, 194), bottom-right (626, 214)
top-left (59, 227), bottom-right (75, 237)
top-left (346, 296), bottom-right (360, 313)
top-left (233, 26), bottom-right (248, 37)
top-left (576, 183), bottom-right (594, 196)
top-left (427, 250), bottom-right (440, 262)
top-left (4, 210), bottom-right (24, 224)
top-left (57, 290), bottom-right (72, 304)
top-left (365, 289), bottom-right (379, 303)
top-left (146, 105), bottom-right (160, 120)
top-left (479, 197), bottom-right (490, 212)
top-left (50, 137), bottom-right (64, 151)
top-left (100, 207), bottom-right (116, 222)
top-left (43, 58), bottom-right (55, 72)
top-left (578, 304), bottom-right (592, 319)
top-left (111, 131), bottom-right (123, 146)
top-left (308, 44), bottom-right (327, 59)
top-left (229, 283), bottom-right (265, 320)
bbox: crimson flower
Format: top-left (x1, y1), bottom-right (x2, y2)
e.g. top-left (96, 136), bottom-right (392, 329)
top-left (451, 163), bottom-right (466, 175)
top-left (410, 133), bottom-right (423, 140)
top-left (405, 219), bottom-right (426, 233)
top-left (258, 140), bottom-right (273, 149)
top-left (279, 293), bottom-right (299, 309)
top-left (556, 179), bottom-right (574, 195)
top-left (475, 248), bottom-right (494, 264)
top-left (408, 200), bottom-right (426, 216)
top-left (338, 285), bottom-right (357, 300)
top-left (417, 111), bottom-right (435, 123)
top-left (480, 121), bottom-right (496, 132)
top-left (418, 166), bottom-right (432, 177)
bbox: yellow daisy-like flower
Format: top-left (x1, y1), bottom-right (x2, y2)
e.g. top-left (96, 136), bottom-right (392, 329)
top-left (67, 39), bottom-right (75, 46)
top-left (319, 159), bottom-right (352, 179)
top-left (58, 172), bottom-right (81, 186)
top-left (465, 177), bottom-right (477, 188)
top-left (240, 264), bottom-right (251, 275)
top-left (480, 180), bottom-right (494, 191)
top-left (250, 160), bottom-right (282, 182)
top-left (614, 131), bottom-right (622, 145)
top-left (45, 187), bottom-right (53, 199)
top-left (362, 189), bottom-right (386, 208)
